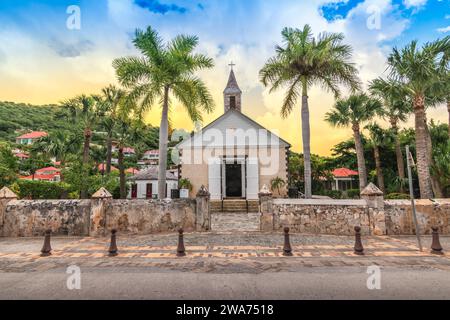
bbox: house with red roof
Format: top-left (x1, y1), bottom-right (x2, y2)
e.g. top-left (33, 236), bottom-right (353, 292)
top-left (20, 166), bottom-right (61, 182)
top-left (15, 131), bottom-right (48, 145)
top-left (330, 168), bottom-right (359, 192)
top-left (97, 163), bottom-right (119, 174)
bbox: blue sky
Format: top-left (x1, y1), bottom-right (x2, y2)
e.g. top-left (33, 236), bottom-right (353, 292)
top-left (0, 0), bottom-right (448, 154)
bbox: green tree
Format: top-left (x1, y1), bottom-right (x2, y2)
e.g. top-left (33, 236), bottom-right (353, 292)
top-left (32, 131), bottom-right (82, 168)
top-left (369, 78), bottom-right (411, 192)
top-left (365, 123), bottom-right (390, 192)
top-left (325, 94), bottom-right (382, 190)
top-left (113, 26), bottom-right (215, 199)
top-left (98, 85), bottom-right (127, 175)
top-left (0, 142), bottom-right (18, 187)
top-left (259, 25), bottom-right (360, 198)
top-left (60, 94), bottom-right (101, 198)
top-left (270, 177), bottom-right (286, 196)
top-left (387, 37), bottom-right (449, 198)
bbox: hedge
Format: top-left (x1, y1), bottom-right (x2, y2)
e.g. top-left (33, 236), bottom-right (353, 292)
top-left (11, 180), bottom-right (72, 199)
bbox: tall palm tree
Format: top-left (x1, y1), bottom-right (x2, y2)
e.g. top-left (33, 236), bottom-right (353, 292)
top-left (32, 131), bottom-right (82, 168)
top-left (365, 123), bottom-right (388, 193)
top-left (325, 94), bottom-right (382, 191)
top-left (98, 85), bottom-right (127, 175)
top-left (259, 25), bottom-right (360, 198)
top-left (387, 38), bottom-right (449, 198)
top-left (60, 94), bottom-right (100, 198)
top-left (113, 26), bottom-right (215, 199)
top-left (369, 78), bottom-right (411, 192)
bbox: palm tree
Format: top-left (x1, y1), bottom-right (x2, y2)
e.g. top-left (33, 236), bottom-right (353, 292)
top-left (369, 78), bottom-right (411, 192)
top-left (387, 38), bottom-right (449, 198)
top-left (325, 94), bottom-right (382, 191)
top-left (365, 123), bottom-right (388, 193)
top-left (113, 26), bottom-right (215, 199)
top-left (270, 177), bottom-right (286, 196)
top-left (60, 94), bottom-right (100, 198)
top-left (259, 25), bottom-right (360, 198)
top-left (98, 85), bottom-right (127, 175)
top-left (32, 131), bottom-right (82, 168)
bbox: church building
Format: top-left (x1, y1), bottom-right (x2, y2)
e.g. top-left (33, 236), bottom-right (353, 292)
top-left (177, 67), bottom-right (291, 201)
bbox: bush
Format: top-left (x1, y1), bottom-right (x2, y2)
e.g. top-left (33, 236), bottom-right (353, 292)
top-left (346, 189), bottom-right (360, 199)
top-left (385, 193), bottom-right (410, 200)
top-left (318, 190), bottom-right (343, 199)
top-left (11, 180), bottom-right (71, 199)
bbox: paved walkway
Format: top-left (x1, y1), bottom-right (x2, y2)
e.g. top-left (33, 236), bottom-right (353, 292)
top-left (211, 212), bottom-right (260, 232)
top-left (1, 233), bottom-right (449, 273)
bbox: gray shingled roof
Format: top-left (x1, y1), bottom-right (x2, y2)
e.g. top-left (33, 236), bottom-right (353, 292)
top-left (223, 69), bottom-right (242, 94)
top-left (129, 167), bottom-right (178, 181)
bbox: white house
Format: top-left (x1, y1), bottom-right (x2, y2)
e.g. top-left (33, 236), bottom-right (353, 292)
top-left (128, 167), bottom-right (178, 199)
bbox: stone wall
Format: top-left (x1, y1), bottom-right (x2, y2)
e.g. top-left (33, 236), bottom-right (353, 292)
top-left (271, 199), bottom-right (373, 235)
top-left (385, 199), bottom-right (450, 235)
top-left (2, 200), bottom-right (91, 237)
top-left (0, 187), bottom-right (210, 237)
top-left (259, 184), bottom-right (450, 236)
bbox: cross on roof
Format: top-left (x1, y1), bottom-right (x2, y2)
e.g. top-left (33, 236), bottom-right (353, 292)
top-left (228, 61), bottom-right (236, 70)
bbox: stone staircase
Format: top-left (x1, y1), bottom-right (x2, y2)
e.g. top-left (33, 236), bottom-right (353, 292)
top-left (211, 200), bottom-right (260, 213)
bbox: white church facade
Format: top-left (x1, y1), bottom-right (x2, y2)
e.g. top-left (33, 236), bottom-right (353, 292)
top-left (177, 68), bottom-right (291, 200)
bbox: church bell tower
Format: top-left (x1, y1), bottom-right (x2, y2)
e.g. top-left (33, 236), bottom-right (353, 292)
top-left (224, 62), bottom-right (242, 113)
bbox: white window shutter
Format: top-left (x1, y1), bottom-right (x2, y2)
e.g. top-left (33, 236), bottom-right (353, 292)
top-left (246, 157), bottom-right (259, 200)
top-left (208, 158), bottom-right (222, 200)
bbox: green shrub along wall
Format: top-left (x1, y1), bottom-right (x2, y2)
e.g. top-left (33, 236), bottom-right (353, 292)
top-left (10, 180), bottom-right (72, 199)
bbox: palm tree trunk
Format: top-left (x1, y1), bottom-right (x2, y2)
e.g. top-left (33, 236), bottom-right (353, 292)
top-left (425, 121), bottom-right (443, 198)
top-left (413, 95), bottom-right (433, 199)
top-left (80, 127), bottom-right (92, 199)
top-left (352, 123), bottom-right (367, 190)
top-left (301, 80), bottom-right (312, 199)
top-left (118, 147), bottom-right (126, 199)
top-left (158, 86), bottom-right (170, 199)
top-left (391, 120), bottom-right (405, 193)
top-left (374, 146), bottom-right (385, 193)
top-left (447, 99), bottom-right (450, 137)
top-left (106, 134), bottom-right (113, 175)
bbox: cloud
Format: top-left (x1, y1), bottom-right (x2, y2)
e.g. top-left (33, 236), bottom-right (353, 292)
top-left (48, 39), bottom-right (95, 58)
top-left (133, 0), bottom-right (187, 14)
top-left (437, 26), bottom-right (450, 33)
top-left (403, 0), bottom-right (427, 8)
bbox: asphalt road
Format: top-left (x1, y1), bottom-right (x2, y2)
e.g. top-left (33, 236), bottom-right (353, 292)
top-left (1, 266), bottom-right (449, 300)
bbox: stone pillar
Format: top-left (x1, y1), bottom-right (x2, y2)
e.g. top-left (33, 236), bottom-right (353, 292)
top-left (0, 187), bottom-right (18, 237)
top-left (90, 187), bottom-right (113, 237)
top-left (196, 185), bottom-right (211, 232)
top-left (361, 183), bottom-right (386, 235)
top-left (259, 185), bottom-right (274, 232)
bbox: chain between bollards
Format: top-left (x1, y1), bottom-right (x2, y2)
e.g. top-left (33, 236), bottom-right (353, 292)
top-left (354, 226), bottom-right (364, 255)
top-left (283, 227), bottom-right (293, 256)
top-left (431, 227), bottom-right (444, 255)
top-left (40, 229), bottom-right (52, 257)
top-left (177, 228), bottom-right (186, 257)
top-left (108, 229), bottom-right (118, 257)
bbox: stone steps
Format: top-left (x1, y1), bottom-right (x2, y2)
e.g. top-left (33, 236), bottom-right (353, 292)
top-left (211, 200), bottom-right (259, 213)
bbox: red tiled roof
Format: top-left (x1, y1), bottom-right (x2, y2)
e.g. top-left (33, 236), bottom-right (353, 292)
top-left (14, 153), bottom-right (30, 159)
top-left (36, 167), bottom-right (60, 174)
top-left (16, 131), bottom-right (48, 140)
top-left (20, 173), bottom-right (60, 181)
top-left (144, 150), bottom-right (159, 155)
top-left (98, 163), bottom-right (119, 172)
top-left (125, 168), bottom-right (139, 174)
top-left (332, 168), bottom-right (358, 178)
top-left (123, 147), bottom-right (135, 153)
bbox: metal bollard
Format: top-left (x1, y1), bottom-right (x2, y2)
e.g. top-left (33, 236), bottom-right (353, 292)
top-left (283, 227), bottom-right (293, 256)
top-left (354, 226), bottom-right (364, 255)
top-left (177, 228), bottom-right (186, 257)
top-left (431, 227), bottom-right (444, 255)
top-left (108, 229), bottom-right (118, 257)
top-left (40, 229), bottom-right (52, 257)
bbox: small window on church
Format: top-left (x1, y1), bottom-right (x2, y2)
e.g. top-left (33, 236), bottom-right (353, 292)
top-left (230, 96), bottom-right (236, 109)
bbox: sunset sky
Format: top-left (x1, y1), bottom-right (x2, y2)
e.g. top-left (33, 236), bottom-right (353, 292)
top-left (0, 0), bottom-right (448, 155)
